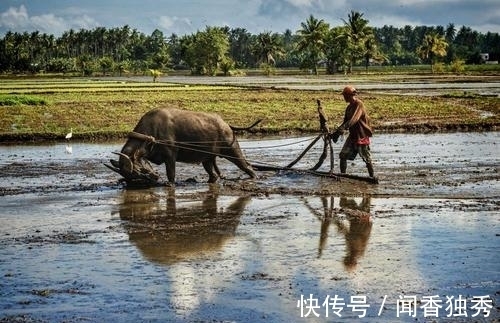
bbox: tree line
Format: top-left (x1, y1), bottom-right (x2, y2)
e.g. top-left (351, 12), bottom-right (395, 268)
top-left (1, 11), bottom-right (499, 76)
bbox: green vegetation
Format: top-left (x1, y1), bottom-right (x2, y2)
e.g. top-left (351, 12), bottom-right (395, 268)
top-left (0, 94), bottom-right (48, 106)
top-left (417, 33), bottom-right (448, 73)
top-left (1, 12), bottom-right (498, 77)
top-left (0, 77), bottom-right (498, 141)
top-left (296, 15), bottom-right (330, 75)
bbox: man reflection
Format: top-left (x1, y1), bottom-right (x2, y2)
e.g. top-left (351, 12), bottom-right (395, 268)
top-left (305, 196), bottom-right (372, 271)
top-left (117, 186), bottom-right (251, 264)
top-left (337, 196), bottom-right (372, 271)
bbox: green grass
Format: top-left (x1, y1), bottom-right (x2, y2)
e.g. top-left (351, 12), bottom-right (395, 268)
top-left (0, 77), bottom-right (498, 141)
top-left (0, 94), bottom-right (49, 106)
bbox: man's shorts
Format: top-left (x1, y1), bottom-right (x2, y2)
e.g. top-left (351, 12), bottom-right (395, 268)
top-left (339, 139), bottom-right (372, 163)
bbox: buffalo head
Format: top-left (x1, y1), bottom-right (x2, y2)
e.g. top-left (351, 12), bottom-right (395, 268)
top-left (106, 137), bottom-right (160, 186)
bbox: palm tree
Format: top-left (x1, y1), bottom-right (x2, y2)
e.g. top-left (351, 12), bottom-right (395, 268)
top-left (229, 28), bottom-right (253, 68)
top-left (341, 11), bottom-right (373, 73)
top-left (444, 23), bottom-right (457, 62)
top-left (445, 23), bottom-right (456, 42)
top-left (253, 31), bottom-right (284, 67)
top-left (324, 26), bottom-right (348, 74)
top-left (296, 15), bottom-right (329, 75)
top-left (417, 33), bottom-right (448, 73)
top-left (363, 34), bottom-right (386, 71)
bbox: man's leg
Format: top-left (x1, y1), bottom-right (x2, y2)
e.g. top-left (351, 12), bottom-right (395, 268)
top-left (366, 162), bottom-right (375, 177)
top-left (340, 158), bottom-right (347, 173)
top-left (359, 145), bottom-right (377, 181)
top-left (339, 139), bottom-right (354, 174)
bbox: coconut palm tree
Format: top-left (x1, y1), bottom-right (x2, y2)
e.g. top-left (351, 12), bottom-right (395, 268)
top-left (445, 23), bottom-right (456, 42)
top-left (363, 34), bottom-right (387, 71)
top-left (253, 31), bottom-right (284, 66)
top-left (296, 15), bottom-right (330, 75)
top-left (417, 33), bottom-right (448, 73)
top-left (229, 28), bottom-right (253, 68)
top-left (341, 11), bottom-right (373, 73)
top-left (324, 26), bottom-right (348, 74)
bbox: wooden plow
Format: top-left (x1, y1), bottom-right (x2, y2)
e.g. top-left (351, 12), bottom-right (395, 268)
top-left (251, 100), bottom-right (378, 184)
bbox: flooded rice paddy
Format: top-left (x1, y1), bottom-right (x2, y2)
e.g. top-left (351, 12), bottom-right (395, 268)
top-left (0, 132), bottom-right (499, 322)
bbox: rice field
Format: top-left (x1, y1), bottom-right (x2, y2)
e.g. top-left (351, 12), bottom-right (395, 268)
top-left (0, 77), bottom-right (498, 141)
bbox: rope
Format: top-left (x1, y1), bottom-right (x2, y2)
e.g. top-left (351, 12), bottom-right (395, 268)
top-left (128, 131), bottom-right (317, 149)
top-left (126, 131), bottom-right (323, 171)
top-left (240, 136), bottom-right (317, 149)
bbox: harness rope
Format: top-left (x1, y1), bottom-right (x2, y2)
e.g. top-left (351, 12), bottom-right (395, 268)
top-left (126, 131), bottom-right (321, 169)
top-left (128, 131), bottom-right (315, 149)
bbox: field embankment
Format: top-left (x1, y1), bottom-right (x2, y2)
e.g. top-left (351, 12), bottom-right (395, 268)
top-left (0, 76), bottom-right (498, 142)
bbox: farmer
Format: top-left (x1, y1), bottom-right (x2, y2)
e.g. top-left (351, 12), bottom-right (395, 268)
top-left (338, 196), bottom-right (372, 271)
top-left (330, 85), bottom-right (376, 181)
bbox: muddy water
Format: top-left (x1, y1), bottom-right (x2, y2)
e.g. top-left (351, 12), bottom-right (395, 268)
top-left (0, 132), bottom-right (499, 322)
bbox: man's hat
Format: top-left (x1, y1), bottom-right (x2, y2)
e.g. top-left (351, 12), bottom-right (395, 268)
top-left (342, 85), bottom-right (357, 96)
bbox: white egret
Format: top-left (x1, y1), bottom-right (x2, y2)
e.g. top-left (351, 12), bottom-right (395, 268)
top-left (65, 128), bottom-right (73, 140)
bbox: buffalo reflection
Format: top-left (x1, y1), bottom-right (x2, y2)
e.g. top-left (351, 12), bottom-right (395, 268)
top-left (118, 186), bottom-right (251, 264)
top-left (303, 196), bottom-right (372, 271)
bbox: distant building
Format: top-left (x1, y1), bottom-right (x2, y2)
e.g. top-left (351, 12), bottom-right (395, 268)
top-left (480, 53), bottom-right (498, 64)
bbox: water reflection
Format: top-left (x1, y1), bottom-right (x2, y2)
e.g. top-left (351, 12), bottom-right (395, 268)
top-left (304, 196), bottom-right (372, 271)
top-left (117, 186), bottom-right (251, 264)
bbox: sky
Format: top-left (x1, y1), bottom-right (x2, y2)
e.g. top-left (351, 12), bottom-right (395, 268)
top-left (0, 0), bottom-right (499, 37)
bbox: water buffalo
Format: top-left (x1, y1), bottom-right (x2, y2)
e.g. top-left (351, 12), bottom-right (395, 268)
top-left (107, 107), bottom-right (259, 185)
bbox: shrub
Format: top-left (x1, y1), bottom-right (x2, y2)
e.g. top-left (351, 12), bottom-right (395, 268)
top-left (149, 69), bottom-right (162, 82)
top-left (450, 59), bottom-right (466, 74)
top-left (260, 63), bottom-right (276, 76)
top-left (433, 62), bottom-right (445, 73)
top-left (0, 95), bottom-right (48, 106)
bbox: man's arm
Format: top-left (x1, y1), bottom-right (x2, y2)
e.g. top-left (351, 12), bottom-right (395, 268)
top-left (339, 102), bottom-right (363, 130)
top-left (330, 103), bottom-right (361, 142)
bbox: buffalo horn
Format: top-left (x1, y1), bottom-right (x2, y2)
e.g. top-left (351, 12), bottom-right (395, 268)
top-left (112, 152), bottom-right (134, 174)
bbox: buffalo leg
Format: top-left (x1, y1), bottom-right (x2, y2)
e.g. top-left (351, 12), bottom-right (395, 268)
top-left (164, 153), bottom-right (177, 184)
top-left (221, 144), bottom-right (256, 179)
top-left (213, 158), bottom-right (224, 179)
top-left (226, 156), bottom-right (256, 179)
top-left (202, 159), bottom-right (219, 183)
top-left (165, 163), bottom-right (175, 183)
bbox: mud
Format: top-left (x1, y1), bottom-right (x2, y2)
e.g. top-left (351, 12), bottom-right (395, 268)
top-left (0, 132), bottom-right (499, 322)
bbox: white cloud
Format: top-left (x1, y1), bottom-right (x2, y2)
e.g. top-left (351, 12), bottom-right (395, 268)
top-left (1, 1), bottom-right (498, 36)
top-left (0, 5), bottom-right (29, 29)
top-left (158, 16), bottom-right (193, 34)
top-left (368, 13), bottom-right (423, 29)
top-left (158, 16), bottom-right (175, 29)
top-left (30, 13), bottom-right (66, 33)
top-left (286, 0), bottom-right (317, 7)
top-left (71, 15), bottom-right (100, 30)
top-left (0, 5), bottom-right (99, 35)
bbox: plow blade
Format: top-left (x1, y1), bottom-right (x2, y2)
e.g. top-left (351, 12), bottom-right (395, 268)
top-left (104, 162), bottom-right (161, 187)
top-left (251, 163), bottom-right (378, 184)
